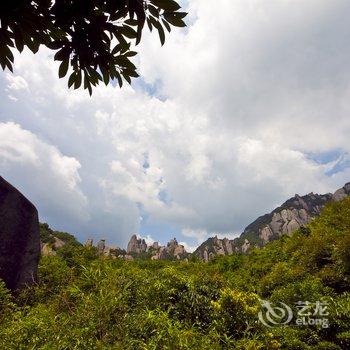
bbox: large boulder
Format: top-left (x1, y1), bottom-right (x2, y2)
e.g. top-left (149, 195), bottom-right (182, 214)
top-left (0, 176), bottom-right (40, 291)
top-left (333, 182), bottom-right (350, 201)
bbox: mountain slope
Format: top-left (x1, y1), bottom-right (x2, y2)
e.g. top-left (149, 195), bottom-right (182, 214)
top-left (2, 196), bottom-right (350, 349)
top-left (39, 223), bottom-right (81, 256)
top-left (195, 183), bottom-right (350, 260)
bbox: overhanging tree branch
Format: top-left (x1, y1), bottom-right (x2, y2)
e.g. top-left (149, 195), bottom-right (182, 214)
top-left (0, 0), bottom-right (187, 95)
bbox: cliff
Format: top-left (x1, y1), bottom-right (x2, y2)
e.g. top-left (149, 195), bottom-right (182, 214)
top-left (194, 183), bottom-right (350, 261)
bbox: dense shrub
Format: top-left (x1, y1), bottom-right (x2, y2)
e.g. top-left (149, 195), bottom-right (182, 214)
top-left (0, 198), bottom-right (350, 348)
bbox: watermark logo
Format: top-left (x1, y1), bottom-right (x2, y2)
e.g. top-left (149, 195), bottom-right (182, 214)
top-left (295, 301), bottom-right (329, 328)
top-left (258, 300), bottom-right (329, 328)
top-left (258, 300), bottom-right (293, 327)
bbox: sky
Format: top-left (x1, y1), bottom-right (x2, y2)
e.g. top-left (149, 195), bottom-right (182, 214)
top-left (1, 0), bottom-right (350, 252)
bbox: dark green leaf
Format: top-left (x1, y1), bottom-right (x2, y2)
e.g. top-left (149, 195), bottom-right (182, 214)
top-left (84, 73), bottom-right (92, 96)
top-left (27, 38), bottom-right (41, 54)
top-left (147, 18), bottom-right (153, 32)
top-left (125, 19), bottom-right (139, 26)
top-left (163, 13), bottom-right (187, 27)
top-left (46, 41), bottom-right (64, 50)
top-left (68, 73), bottom-right (76, 88)
top-left (115, 71), bottom-right (123, 88)
top-left (11, 26), bottom-right (24, 52)
top-left (122, 71), bottom-right (132, 84)
top-left (54, 47), bottom-right (70, 61)
top-left (162, 19), bottom-right (171, 33)
top-left (148, 5), bottom-right (160, 18)
top-left (100, 66), bottom-right (110, 85)
top-left (58, 59), bottom-right (69, 78)
top-left (120, 25), bottom-right (137, 39)
top-left (124, 51), bottom-right (138, 57)
top-left (4, 58), bottom-right (13, 72)
top-left (150, 17), bottom-right (165, 45)
top-left (74, 70), bottom-right (82, 89)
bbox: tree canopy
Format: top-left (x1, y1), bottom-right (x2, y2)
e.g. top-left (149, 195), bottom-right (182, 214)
top-left (0, 0), bottom-right (186, 94)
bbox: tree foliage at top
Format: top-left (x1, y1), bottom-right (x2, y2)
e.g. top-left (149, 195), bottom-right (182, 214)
top-left (0, 0), bottom-right (187, 94)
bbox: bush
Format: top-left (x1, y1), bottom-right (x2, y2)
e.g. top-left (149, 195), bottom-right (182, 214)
top-left (1, 198), bottom-right (350, 348)
top-left (211, 288), bottom-right (261, 338)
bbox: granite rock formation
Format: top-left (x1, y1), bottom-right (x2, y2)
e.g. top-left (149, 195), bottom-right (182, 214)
top-left (123, 235), bottom-right (188, 260)
top-left (195, 183), bottom-right (350, 261)
top-left (195, 236), bottom-right (237, 262)
top-left (127, 234), bottom-right (147, 254)
top-left (39, 222), bottom-right (81, 256)
top-left (333, 182), bottom-right (350, 201)
top-left (41, 236), bottom-right (65, 256)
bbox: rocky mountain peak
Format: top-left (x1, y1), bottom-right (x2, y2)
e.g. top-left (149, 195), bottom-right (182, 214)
top-left (123, 235), bottom-right (188, 261)
top-left (127, 234), bottom-right (147, 254)
top-left (194, 182), bottom-right (350, 261)
top-left (333, 182), bottom-right (350, 201)
top-left (167, 237), bottom-right (178, 248)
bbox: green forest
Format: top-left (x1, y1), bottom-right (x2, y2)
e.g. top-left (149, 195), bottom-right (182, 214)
top-left (1, 198), bottom-right (350, 349)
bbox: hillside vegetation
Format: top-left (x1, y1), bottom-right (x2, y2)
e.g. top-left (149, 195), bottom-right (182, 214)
top-left (1, 198), bottom-right (350, 349)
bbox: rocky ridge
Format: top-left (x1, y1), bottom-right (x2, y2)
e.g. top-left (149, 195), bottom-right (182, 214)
top-left (124, 235), bottom-right (188, 261)
top-left (41, 182), bottom-right (350, 263)
top-left (194, 183), bottom-right (350, 261)
top-left (40, 222), bottom-right (81, 256)
top-left (82, 235), bottom-right (189, 261)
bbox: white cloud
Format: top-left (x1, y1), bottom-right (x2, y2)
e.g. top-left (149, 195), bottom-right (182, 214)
top-left (8, 95), bottom-right (18, 102)
top-left (0, 122), bottom-right (88, 227)
top-left (179, 241), bottom-right (197, 253)
top-left (6, 73), bottom-right (28, 91)
top-left (182, 228), bottom-right (210, 244)
top-left (137, 234), bottom-right (155, 247)
top-left (1, 0), bottom-right (350, 247)
top-left (135, 234), bottom-right (196, 253)
top-left (181, 228), bottom-right (241, 245)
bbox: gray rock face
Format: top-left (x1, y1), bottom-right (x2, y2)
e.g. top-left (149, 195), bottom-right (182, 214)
top-left (0, 176), bottom-right (40, 290)
top-left (151, 242), bottom-right (159, 250)
top-left (123, 235), bottom-right (188, 260)
top-left (85, 238), bottom-right (93, 247)
top-left (333, 182), bottom-right (350, 201)
top-left (241, 192), bottom-right (333, 246)
top-left (241, 239), bottom-right (251, 253)
top-left (257, 207), bottom-right (312, 242)
top-left (122, 254), bottom-right (134, 261)
top-left (150, 238), bottom-right (188, 260)
top-left (97, 239), bottom-right (106, 255)
top-left (167, 238), bottom-right (186, 259)
top-left (41, 237), bottom-right (65, 256)
top-left (127, 234), bottom-right (147, 254)
top-left (194, 182), bottom-right (350, 260)
top-left (195, 235), bottom-right (240, 261)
